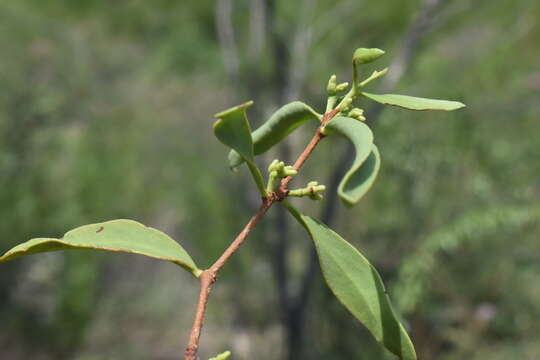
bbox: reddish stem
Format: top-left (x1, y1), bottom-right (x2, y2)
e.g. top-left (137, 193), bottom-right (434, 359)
top-left (183, 108), bottom-right (339, 360)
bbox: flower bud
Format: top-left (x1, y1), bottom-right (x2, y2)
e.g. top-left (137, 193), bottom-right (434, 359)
top-left (335, 82), bottom-right (349, 92)
top-left (341, 97), bottom-right (353, 111)
top-left (268, 159), bottom-right (280, 172)
top-left (327, 74), bottom-right (337, 95)
top-left (353, 48), bottom-right (385, 65)
top-left (283, 166), bottom-right (298, 177)
top-left (348, 108), bottom-right (366, 121)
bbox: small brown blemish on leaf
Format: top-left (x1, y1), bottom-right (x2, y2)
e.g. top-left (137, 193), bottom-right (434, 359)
top-left (96, 226), bottom-right (104, 233)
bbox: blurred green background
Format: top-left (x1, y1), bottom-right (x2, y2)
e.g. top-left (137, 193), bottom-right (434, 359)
top-left (1, 0), bottom-right (539, 359)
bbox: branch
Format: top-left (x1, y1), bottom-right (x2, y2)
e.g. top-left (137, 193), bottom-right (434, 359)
top-left (183, 108), bottom-right (339, 360)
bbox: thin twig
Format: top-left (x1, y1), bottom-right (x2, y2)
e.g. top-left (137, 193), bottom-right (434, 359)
top-left (280, 108), bottom-right (340, 190)
top-left (183, 108), bottom-right (339, 360)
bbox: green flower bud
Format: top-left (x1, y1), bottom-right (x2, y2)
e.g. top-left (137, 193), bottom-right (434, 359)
top-left (268, 159), bottom-right (280, 172)
top-left (341, 97), bottom-right (353, 111)
top-left (268, 160), bottom-right (297, 179)
top-left (335, 82), bottom-right (349, 92)
top-left (327, 74), bottom-right (337, 95)
top-left (348, 108), bottom-right (364, 116)
top-left (283, 165), bottom-right (298, 177)
top-left (353, 48), bottom-right (385, 65)
top-left (289, 181), bottom-right (326, 199)
top-left (348, 108), bottom-right (366, 121)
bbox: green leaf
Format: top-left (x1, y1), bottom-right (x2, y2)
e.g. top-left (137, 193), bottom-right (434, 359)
top-left (228, 101), bottom-right (320, 170)
top-left (361, 92), bottom-right (466, 111)
top-left (0, 219), bottom-right (202, 277)
top-left (214, 101), bottom-right (266, 195)
top-left (213, 101), bottom-right (255, 162)
top-left (283, 206), bottom-right (416, 360)
top-left (324, 117), bottom-right (378, 206)
top-left (341, 144), bottom-right (381, 206)
top-left (209, 350), bottom-right (231, 360)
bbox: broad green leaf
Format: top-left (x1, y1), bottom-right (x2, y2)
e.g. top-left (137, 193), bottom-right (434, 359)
top-left (324, 117), bottom-right (378, 206)
top-left (361, 92), bottom-right (466, 111)
top-left (228, 101), bottom-right (321, 170)
top-left (283, 206), bottom-right (416, 360)
top-left (214, 101), bottom-right (255, 162)
top-left (0, 219), bottom-right (202, 277)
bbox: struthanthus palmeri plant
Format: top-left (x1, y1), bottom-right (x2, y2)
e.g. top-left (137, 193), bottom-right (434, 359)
top-left (1, 48), bottom-right (465, 360)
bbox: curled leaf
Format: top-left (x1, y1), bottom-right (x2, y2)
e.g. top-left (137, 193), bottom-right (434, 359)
top-left (0, 219), bottom-right (202, 277)
top-left (228, 101), bottom-right (320, 170)
top-left (324, 117), bottom-right (379, 206)
top-left (214, 101), bottom-right (255, 162)
top-left (341, 145), bottom-right (381, 206)
top-left (361, 92), bottom-right (466, 111)
top-left (214, 101), bottom-right (266, 193)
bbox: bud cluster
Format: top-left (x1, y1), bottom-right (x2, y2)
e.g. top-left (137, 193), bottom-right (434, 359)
top-left (348, 108), bottom-right (366, 121)
top-left (327, 74), bottom-right (350, 96)
top-left (288, 181), bottom-right (326, 200)
top-left (266, 160), bottom-right (298, 193)
top-left (268, 160), bottom-right (297, 178)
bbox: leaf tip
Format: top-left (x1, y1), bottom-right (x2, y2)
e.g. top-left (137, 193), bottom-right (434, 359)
top-left (214, 100), bottom-right (254, 119)
top-left (455, 101), bottom-right (466, 109)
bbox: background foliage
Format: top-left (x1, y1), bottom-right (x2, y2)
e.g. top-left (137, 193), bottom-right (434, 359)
top-left (1, 1), bottom-right (539, 359)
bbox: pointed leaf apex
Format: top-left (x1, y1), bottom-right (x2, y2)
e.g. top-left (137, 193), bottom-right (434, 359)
top-left (213, 101), bottom-right (255, 163)
top-left (362, 92), bottom-right (466, 111)
top-left (214, 100), bottom-right (254, 119)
